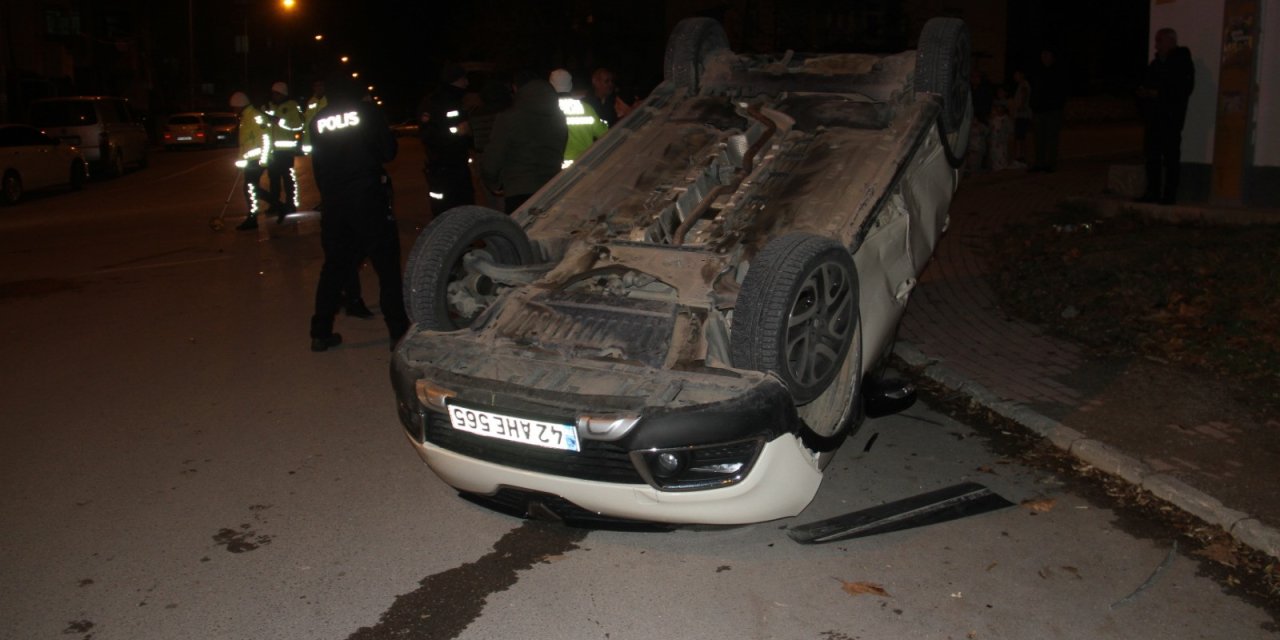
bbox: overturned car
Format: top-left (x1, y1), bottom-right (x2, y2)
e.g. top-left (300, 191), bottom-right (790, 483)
top-left (391, 17), bottom-right (972, 525)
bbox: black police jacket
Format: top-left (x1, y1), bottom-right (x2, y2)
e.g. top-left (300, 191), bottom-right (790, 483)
top-left (309, 101), bottom-right (397, 205)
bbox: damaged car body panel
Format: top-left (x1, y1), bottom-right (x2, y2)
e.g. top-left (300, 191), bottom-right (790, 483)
top-left (392, 17), bottom-right (972, 525)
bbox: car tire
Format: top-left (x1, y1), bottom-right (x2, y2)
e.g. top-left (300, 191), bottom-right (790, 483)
top-left (731, 233), bottom-right (859, 405)
top-left (1, 170), bottom-right (22, 205)
top-left (404, 206), bottom-right (534, 331)
top-left (914, 17), bottom-right (971, 137)
top-left (663, 17), bottom-right (730, 93)
top-left (69, 160), bottom-right (86, 191)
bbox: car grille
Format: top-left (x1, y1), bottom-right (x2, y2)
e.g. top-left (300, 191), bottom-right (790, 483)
top-left (424, 412), bottom-right (645, 484)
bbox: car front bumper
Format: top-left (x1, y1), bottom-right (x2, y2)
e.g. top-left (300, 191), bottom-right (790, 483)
top-left (391, 335), bottom-right (825, 524)
top-left (407, 431), bottom-right (822, 525)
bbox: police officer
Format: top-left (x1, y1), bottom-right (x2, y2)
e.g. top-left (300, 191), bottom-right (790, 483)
top-left (307, 75), bottom-right (408, 352)
top-left (549, 69), bottom-right (607, 168)
top-left (264, 81), bottom-right (305, 220)
top-left (420, 63), bottom-right (474, 214)
top-left (229, 91), bottom-right (282, 231)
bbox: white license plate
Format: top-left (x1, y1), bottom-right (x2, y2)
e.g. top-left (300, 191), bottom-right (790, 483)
top-left (177, 136), bottom-right (193, 141)
top-left (446, 403), bottom-right (580, 452)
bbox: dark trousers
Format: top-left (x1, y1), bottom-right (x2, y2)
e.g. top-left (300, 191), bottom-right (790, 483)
top-left (427, 160), bottom-right (474, 215)
top-left (268, 152), bottom-right (297, 210)
top-left (1143, 117), bottom-right (1184, 202)
top-left (1032, 110), bottom-right (1063, 170)
top-left (310, 196), bottom-right (409, 343)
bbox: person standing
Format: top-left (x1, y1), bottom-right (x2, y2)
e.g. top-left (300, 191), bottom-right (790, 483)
top-left (229, 91), bottom-right (281, 231)
top-left (549, 69), bottom-right (607, 168)
top-left (582, 67), bottom-right (631, 128)
top-left (263, 81), bottom-right (305, 220)
top-left (300, 80), bottom-right (327, 155)
top-left (1137, 28), bottom-right (1194, 205)
top-left (421, 63), bottom-right (474, 214)
top-left (1030, 49), bottom-right (1068, 172)
top-left (306, 76), bottom-right (408, 352)
top-left (1010, 69), bottom-right (1032, 165)
top-left (480, 70), bottom-right (568, 214)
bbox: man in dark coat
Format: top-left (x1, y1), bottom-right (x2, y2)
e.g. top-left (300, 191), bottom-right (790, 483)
top-left (480, 70), bottom-right (568, 213)
top-left (307, 75), bottom-right (409, 352)
top-left (1137, 28), bottom-right (1195, 205)
top-left (420, 63), bottom-right (475, 214)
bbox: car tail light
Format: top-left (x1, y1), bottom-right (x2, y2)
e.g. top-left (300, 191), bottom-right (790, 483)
top-left (631, 437), bottom-right (765, 491)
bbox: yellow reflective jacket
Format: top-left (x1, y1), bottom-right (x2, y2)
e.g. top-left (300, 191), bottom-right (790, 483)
top-left (263, 98), bottom-right (304, 154)
top-left (557, 96), bottom-right (608, 164)
top-left (301, 95), bottom-right (327, 153)
top-left (235, 105), bottom-right (271, 168)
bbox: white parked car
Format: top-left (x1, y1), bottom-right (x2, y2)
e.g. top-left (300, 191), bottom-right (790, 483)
top-left (28, 96), bottom-right (149, 177)
top-left (392, 17), bottom-right (972, 526)
top-left (0, 124), bottom-right (88, 205)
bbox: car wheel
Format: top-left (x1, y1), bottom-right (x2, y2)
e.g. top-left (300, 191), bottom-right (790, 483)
top-left (404, 206), bottom-right (534, 331)
top-left (663, 17), bottom-right (730, 93)
top-left (731, 233), bottom-right (859, 407)
top-left (69, 160), bottom-right (86, 191)
top-left (915, 17), bottom-right (971, 145)
top-left (1, 170), bottom-right (22, 205)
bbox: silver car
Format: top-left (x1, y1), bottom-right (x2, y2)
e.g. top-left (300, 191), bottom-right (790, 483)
top-left (29, 96), bottom-right (149, 177)
top-left (0, 124), bottom-right (88, 205)
top-left (392, 17), bottom-right (972, 525)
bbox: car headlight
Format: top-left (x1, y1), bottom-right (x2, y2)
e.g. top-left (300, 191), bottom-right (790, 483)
top-left (631, 437), bottom-right (765, 491)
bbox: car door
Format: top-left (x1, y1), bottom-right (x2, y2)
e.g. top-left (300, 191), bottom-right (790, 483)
top-left (2, 127), bottom-right (50, 190)
top-left (22, 127), bottom-right (64, 189)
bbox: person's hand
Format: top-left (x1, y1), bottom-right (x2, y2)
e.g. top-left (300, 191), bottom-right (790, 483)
top-left (615, 96), bottom-right (632, 118)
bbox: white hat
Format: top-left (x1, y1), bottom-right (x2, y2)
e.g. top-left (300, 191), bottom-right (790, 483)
top-left (549, 69), bottom-right (572, 94)
top-left (229, 91), bottom-right (250, 108)
top-left (271, 81), bottom-right (289, 95)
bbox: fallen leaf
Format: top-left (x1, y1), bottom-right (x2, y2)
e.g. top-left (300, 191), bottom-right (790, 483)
top-left (1038, 566), bottom-right (1053, 579)
top-left (975, 465), bottom-right (996, 474)
top-left (1021, 497), bottom-right (1056, 513)
top-left (838, 580), bottom-right (890, 598)
top-left (1194, 540), bottom-right (1239, 567)
top-left (1060, 565), bottom-right (1082, 579)
top-left (985, 562), bottom-right (998, 572)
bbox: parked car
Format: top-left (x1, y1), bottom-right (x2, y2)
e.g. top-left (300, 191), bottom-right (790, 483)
top-left (391, 17), bottom-right (972, 526)
top-left (162, 112), bottom-right (211, 148)
top-left (0, 124), bottom-right (88, 205)
top-left (205, 112), bottom-right (239, 147)
top-left (28, 96), bottom-right (149, 177)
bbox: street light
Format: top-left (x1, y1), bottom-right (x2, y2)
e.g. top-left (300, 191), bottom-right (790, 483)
top-left (340, 55), bottom-right (349, 63)
top-left (351, 72), bottom-right (360, 78)
top-left (314, 34), bottom-right (323, 41)
top-left (282, 0), bottom-right (296, 9)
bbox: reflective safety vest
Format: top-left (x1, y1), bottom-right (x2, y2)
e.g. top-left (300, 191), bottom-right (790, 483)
top-left (301, 95), bottom-right (327, 154)
top-left (557, 96), bottom-right (608, 168)
top-left (235, 105), bottom-right (272, 168)
top-left (263, 99), bottom-right (305, 154)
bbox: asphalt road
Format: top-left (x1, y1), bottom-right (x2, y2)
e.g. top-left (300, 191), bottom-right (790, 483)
top-left (0, 142), bottom-right (1274, 640)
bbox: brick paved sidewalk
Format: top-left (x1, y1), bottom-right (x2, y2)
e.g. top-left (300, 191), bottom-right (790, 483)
top-left (897, 146), bottom-right (1280, 557)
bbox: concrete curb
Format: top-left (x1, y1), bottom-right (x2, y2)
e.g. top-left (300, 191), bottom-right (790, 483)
top-left (1066, 194), bottom-right (1280, 226)
top-left (895, 340), bottom-right (1280, 560)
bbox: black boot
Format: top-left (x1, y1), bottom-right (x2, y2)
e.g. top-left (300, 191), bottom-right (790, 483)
top-left (235, 216), bottom-right (258, 231)
top-left (310, 333), bottom-right (343, 352)
top-left (344, 300), bottom-right (375, 318)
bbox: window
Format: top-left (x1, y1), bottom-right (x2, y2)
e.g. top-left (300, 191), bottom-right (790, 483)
top-left (30, 101), bottom-right (98, 127)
